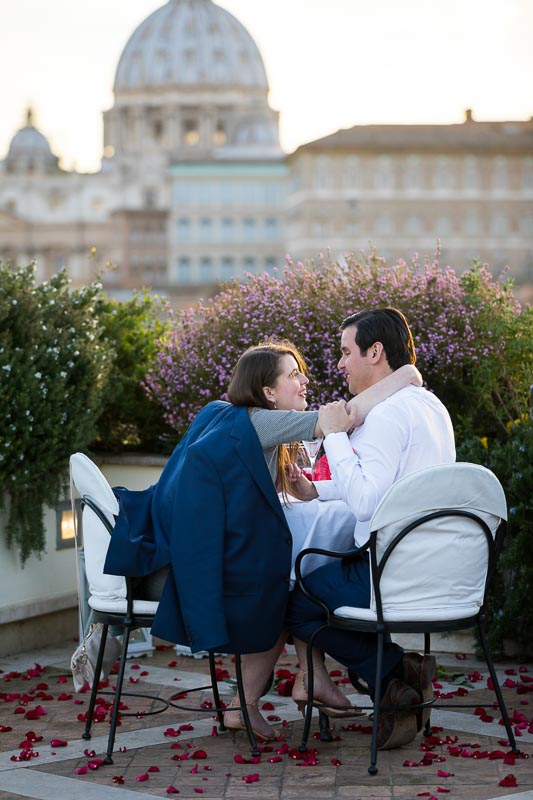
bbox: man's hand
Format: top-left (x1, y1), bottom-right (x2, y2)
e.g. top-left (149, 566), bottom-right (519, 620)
top-left (318, 400), bottom-right (353, 436)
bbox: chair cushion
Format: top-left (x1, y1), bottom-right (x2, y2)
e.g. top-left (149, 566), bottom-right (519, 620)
top-left (70, 452), bottom-right (119, 517)
top-left (82, 506), bottom-right (127, 602)
top-left (333, 602), bottom-right (481, 623)
top-left (89, 597), bottom-right (159, 616)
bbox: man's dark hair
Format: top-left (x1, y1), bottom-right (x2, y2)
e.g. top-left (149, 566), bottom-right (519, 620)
top-left (340, 307), bottom-right (416, 370)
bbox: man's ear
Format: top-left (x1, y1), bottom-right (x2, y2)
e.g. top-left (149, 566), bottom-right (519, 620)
top-left (369, 342), bottom-right (384, 363)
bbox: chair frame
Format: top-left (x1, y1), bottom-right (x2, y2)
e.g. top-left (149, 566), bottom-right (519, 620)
top-left (294, 507), bottom-right (519, 775)
top-left (78, 494), bottom-right (262, 762)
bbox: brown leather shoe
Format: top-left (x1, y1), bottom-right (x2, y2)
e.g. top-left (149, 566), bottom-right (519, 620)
top-left (403, 652), bottom-right (436, 730)
top-left (403, 652), bottom-right (436, 693)
top-left (377, 678), bottom-right (420, 750)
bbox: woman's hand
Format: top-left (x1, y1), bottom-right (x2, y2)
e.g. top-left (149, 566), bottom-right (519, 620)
top-left (286, 462), bottom-right (318, 501)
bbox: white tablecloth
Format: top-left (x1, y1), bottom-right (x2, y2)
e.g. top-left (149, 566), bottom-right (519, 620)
top-left (282, 498), bottom-right (357, 585)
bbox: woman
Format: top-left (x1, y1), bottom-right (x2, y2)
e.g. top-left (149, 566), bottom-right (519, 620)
top-left (222, 340), bottom-right (421, 739)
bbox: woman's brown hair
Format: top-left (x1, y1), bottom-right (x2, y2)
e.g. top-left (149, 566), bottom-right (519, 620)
top-left (228, 340), bottom-right (308, 500)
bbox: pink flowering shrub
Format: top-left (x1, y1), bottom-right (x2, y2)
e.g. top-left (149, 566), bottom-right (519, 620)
top-left (144, 253), bottom-right (531, 440)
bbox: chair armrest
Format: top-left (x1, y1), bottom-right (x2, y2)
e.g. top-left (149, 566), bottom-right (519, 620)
top-left (294, 542), bottom-right (370, 616)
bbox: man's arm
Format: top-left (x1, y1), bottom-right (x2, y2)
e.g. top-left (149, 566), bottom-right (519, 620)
top-left (345, 364), bottom-right (422, 428)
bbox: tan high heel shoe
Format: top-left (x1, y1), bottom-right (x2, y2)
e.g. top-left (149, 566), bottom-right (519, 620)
top-left (292, 671), bottom-right (367, 719)
top-left (223, 698), bottom-right (278, 742)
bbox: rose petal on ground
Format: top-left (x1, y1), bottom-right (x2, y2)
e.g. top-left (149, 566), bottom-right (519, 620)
top-left (136, 773), bottom-right (149, 782)
top-left (75, 766), bottom-right (88, 775)
top-left (499, 774), bottom-right (518, 787)
top-left (166, 788), bottom-right (180, 794)
top-left (242, 773), bottom-right (260, 783)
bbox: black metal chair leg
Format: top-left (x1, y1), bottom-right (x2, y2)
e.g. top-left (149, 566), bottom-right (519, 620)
top-left (318, 710), bottom-right (333, 741)
top-left (477, 620), bottom-right (518, 753)
top-left (104, 623), bottom-right (131, 764)
top-left (368, 631), bottom-right (384, 775)
top-left (299, 630), bottom-right (320, 752)
top-left (234, 654), bottom-right (260, 756)
top-left (208, 651), bottom-right (225, 728)
top-left (82, 624), bottom-right (109, 741)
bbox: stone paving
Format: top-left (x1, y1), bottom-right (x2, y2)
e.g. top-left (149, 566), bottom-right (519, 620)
top-left (0, 640), bottom-right (532, 800)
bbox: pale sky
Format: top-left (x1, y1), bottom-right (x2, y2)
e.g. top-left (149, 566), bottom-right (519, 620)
top-left (1, 0), bottom-right (531, 173)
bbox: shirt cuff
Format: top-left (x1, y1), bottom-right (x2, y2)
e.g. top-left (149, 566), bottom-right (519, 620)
top-left (314, 480), bottom-right (341, 501)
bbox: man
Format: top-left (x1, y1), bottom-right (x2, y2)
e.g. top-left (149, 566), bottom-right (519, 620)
top-left (286, 307), bottom-right (455, 749)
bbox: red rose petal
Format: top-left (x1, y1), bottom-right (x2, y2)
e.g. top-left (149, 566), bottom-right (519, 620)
top-left (136, 773), bottom-right (149, 782)
top-left (242, 773), bottom-right (260, 783)
top-left (267, 756), bottom-right (283, 763)
top-left (167, 787), bottom-right (180, 794)
top-left (50, 739), bottom-right (68, 747)
top-left (499, 774), bottom-right (518, 787)
top-left (112, 776), bottom-right (124, 784)
top-left (192, 749), bottom-right (208, 759)
top-left (75, 766), bottom-right (88, 775)
top-left (147, 765), bottom-right (160, 772)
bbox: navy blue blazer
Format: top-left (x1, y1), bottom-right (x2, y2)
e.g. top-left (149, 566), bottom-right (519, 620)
top-left (104, 401), bottom-right (293, 654)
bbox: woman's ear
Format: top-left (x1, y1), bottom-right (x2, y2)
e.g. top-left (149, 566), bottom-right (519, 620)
top-left (263, 386), bottom-right (276, 407)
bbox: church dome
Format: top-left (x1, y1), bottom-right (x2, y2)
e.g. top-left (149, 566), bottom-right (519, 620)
top-left (114, 0), bottom-right (268, 91)
top-left (5, 109), bottom-right (59, 173)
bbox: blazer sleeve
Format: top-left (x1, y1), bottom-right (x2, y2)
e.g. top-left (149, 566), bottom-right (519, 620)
top-left (167, 443), bottom-right (229, 652)
top-left (104, 485), bottom-right (169, 577)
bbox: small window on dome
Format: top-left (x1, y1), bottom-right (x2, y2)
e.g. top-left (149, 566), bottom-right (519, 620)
top-left (183, 119), bottom-right (200, 145)
top-left (153, 120), bottom-right (164, 140)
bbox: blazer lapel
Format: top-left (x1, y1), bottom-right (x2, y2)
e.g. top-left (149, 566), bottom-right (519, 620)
top-left (230, 416), bottom-right (289, 528)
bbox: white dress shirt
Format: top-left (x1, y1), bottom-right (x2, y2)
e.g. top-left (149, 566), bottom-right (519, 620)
top-left (316, 385), bottom-right (456, 546)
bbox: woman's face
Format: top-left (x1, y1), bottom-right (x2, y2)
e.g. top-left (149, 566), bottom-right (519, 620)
top-left (264, 354), bottom-right (309, 411)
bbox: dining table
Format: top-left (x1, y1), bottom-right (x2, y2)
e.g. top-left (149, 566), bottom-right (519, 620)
top-left (281, 497), bottom-right (358, 586)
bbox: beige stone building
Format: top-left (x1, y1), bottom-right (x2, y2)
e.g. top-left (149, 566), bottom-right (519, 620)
top-left (287, 112), bottom-right (533, 301)
top-left (0, 0), bottom-right (532, 304)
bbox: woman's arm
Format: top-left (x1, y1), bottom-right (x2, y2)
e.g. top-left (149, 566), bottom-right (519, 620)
top-left (345, 364), bottom-right (423, 428)
top-left (249, 408), bottom-right (318, 447)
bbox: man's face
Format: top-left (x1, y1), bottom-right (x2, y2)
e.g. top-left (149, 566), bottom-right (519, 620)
top-left (337, 325), bottom-right (373, 395)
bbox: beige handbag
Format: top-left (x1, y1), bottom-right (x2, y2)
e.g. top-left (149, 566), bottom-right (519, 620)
top-left (70, 622), bottom-right (122, 692)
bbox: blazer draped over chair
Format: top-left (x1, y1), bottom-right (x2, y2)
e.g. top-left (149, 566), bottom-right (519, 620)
top-left (104, 401), bottom-right (293, 655)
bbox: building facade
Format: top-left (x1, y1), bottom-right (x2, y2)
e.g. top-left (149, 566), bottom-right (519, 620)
top-left (0, 0), bottom-right (532, 304)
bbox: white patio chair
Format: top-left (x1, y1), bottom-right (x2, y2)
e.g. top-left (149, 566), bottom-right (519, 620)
top-left (69, 452), bottom-right (228, 763)
top-left (294, 462), bottom-right (518, 775)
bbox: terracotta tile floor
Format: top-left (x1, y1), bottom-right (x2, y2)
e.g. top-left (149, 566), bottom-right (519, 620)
top-left (0, 640), bottom-right (531, 800)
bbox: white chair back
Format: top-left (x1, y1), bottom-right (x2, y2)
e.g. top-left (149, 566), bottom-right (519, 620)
top-left (368, 463), bottom-right (506, 623)
top-left (70, 453), bottom-right (127, 609)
